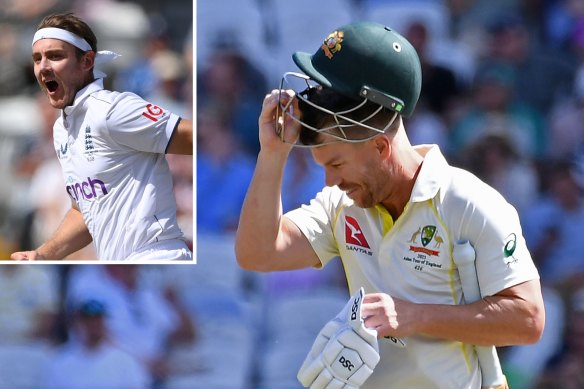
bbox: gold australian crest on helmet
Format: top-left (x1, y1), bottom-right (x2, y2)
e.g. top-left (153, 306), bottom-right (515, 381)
top-left (321, 31), bottom-right (344, 59)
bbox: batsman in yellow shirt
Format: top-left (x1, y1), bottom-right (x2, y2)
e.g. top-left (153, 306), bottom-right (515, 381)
top-left (236, 21), bottom-right (544, 389)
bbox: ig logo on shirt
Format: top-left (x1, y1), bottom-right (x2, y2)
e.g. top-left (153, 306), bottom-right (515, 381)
top-left (142, 104), bottom-right (165, 122)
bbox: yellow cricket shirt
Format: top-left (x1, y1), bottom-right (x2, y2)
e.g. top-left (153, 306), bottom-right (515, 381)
top-left (285, 145), bottom-right (540, 388)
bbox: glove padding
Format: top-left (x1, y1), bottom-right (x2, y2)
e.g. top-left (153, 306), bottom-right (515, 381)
top-left (298, 288), bottom-right (380, 389)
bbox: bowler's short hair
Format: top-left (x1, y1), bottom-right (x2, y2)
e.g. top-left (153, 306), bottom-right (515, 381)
top-left (37, 13), bottom-right (98, 55)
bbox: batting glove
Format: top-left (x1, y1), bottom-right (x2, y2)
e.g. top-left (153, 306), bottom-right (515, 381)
top-left (297, 287), bottom-right (380, 389)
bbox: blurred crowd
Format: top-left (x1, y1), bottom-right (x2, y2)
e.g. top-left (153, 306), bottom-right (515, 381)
top-left (0, 0), bottom-right (193, 258)
top-left (196, 0), bottom-right (584, 388)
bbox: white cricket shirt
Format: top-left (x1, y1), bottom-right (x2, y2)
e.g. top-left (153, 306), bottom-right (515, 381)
top-left (53, 79), bottom-right (188, 260)
top-left (286, 145), bottom-right (540, 388)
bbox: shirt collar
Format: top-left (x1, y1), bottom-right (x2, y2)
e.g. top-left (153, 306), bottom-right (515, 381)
top-left (410, 144), bottom-right (450, 203)
top-left (63, 79), bottom-right (104, 116)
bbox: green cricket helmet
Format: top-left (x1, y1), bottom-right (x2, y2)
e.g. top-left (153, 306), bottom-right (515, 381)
top-left (294, 21), bottom-right (422, 117)
top-left (277, 21), bottom-right (422, 145)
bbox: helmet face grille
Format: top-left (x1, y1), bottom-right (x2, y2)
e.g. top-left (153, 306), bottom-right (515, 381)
top-left (276, 72), bottom-right (398, 148)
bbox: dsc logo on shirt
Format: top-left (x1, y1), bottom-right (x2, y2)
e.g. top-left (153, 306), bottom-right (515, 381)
top-left (66, 176), bottom-right (109, 201)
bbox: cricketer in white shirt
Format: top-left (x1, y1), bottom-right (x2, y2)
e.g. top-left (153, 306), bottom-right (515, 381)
top-left (54, 79), bottom-right (190, 260)
top-left (286, 145), bottom-right (540, 388)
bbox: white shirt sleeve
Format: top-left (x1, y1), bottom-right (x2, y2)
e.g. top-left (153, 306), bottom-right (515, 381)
top-left (444, 169), bottom-right (540, 297)
top-left (285, 186), bottom-right (343, 267)
top-left (105, 92), bottom-right (180, 153)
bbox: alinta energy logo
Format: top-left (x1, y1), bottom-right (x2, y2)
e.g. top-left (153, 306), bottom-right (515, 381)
top-left (345, 216), bottom-right (372, 256)
top-left (408, 225), bottom-right (443, 256)
top-left (503, 233), bottom-right (519, 265)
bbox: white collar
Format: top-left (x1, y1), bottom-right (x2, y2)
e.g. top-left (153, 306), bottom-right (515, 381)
top-left (410, 145), bottom-right (450, 203)
top-left (63, 79), bottom-right (104, 117)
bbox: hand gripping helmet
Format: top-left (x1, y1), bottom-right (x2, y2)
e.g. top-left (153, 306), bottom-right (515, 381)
top-left (279, 21), bottom-right (422, 145)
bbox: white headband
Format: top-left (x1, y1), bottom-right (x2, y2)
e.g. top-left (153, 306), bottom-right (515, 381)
top-left (32, 27), bottom-right (120, 78)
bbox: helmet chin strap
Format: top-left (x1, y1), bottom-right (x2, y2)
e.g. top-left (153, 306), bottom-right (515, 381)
top-left (277, 72), bottom-right (399, 148)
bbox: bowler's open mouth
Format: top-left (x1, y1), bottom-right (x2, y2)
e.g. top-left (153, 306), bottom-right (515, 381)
top-left (45, 80), bottom-right (58, 93)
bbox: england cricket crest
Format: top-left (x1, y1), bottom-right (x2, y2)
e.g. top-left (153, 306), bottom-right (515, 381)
top-left (420, 225), bottom-right (436, 247)
top-left (84, 125), bottom-right (95, 161)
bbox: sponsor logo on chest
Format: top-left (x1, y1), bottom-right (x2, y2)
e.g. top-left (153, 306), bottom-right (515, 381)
top-left (344, 216), bottom-right (373, 256)
top-left (65, 175), bottom-right (109, 203)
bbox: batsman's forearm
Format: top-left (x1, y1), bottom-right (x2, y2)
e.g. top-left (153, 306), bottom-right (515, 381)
top-left (415, 285), bottom-right (543, 346)
top-left (235, 150), bottom-right (288, 269)
top-left (37, 208), bottom-right (93, 260)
